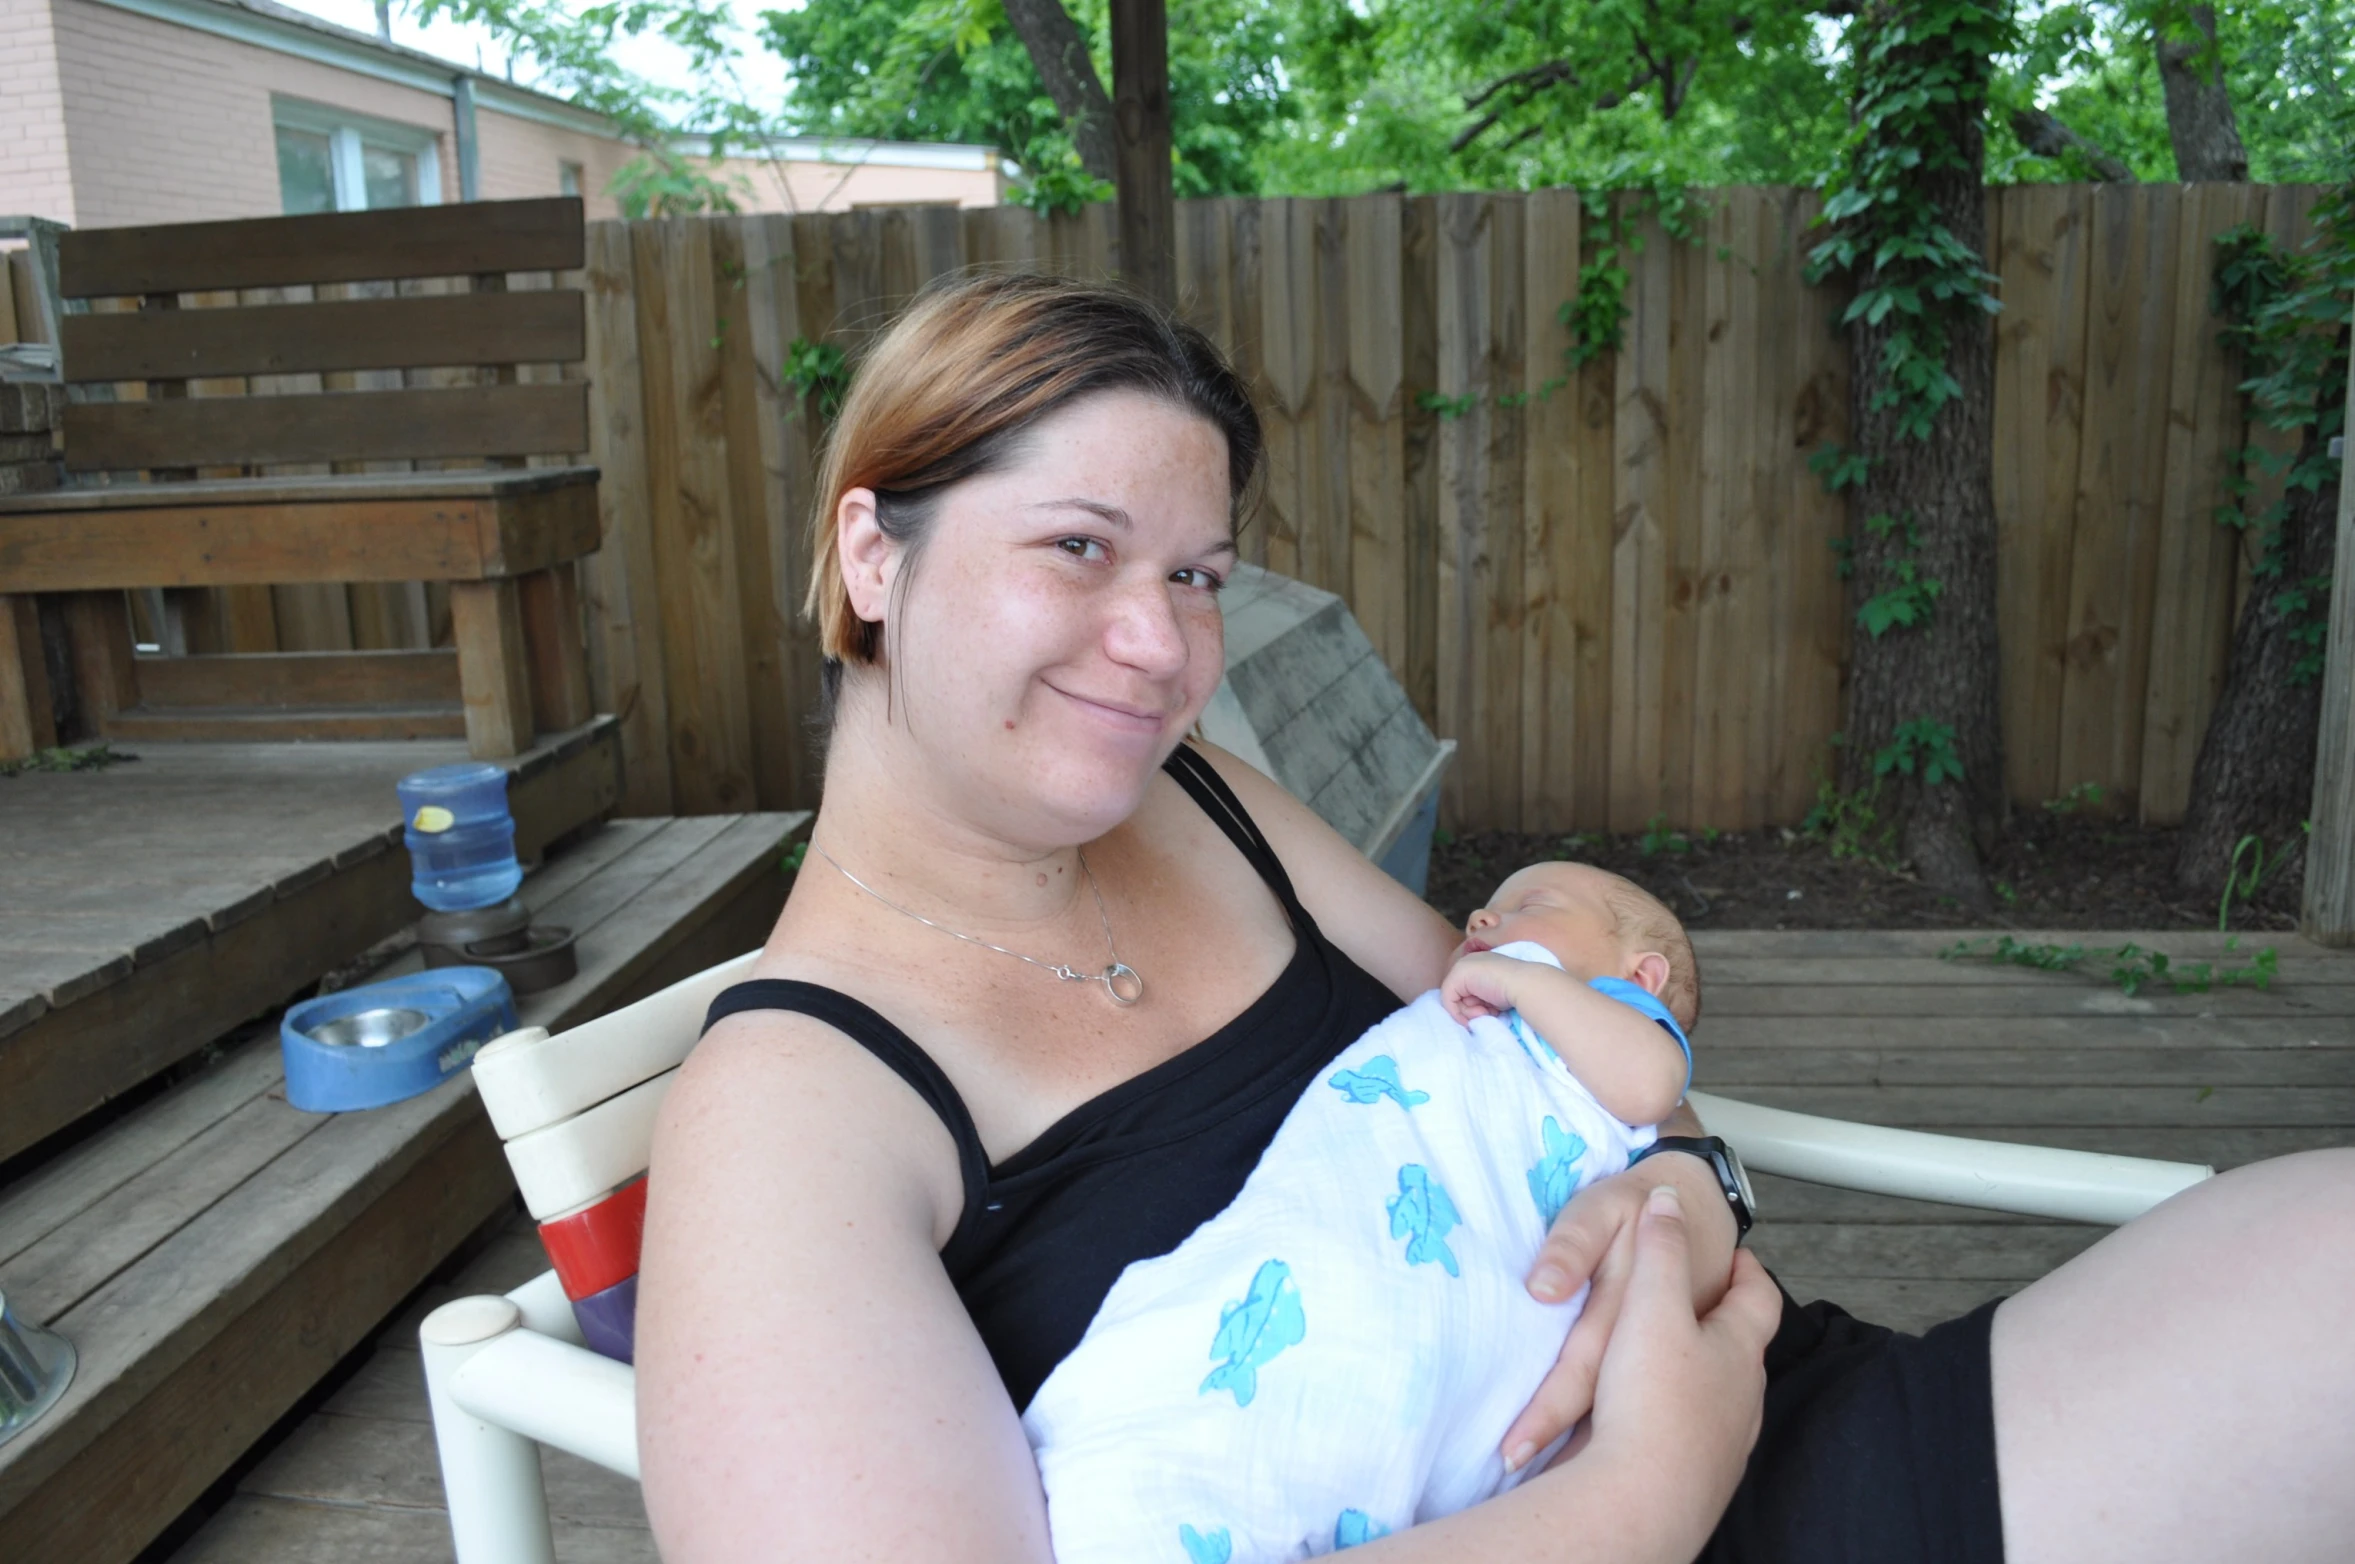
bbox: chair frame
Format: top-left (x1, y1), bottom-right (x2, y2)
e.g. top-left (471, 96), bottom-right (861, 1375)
top-left (424, 951), bottom-right (2213, 1564)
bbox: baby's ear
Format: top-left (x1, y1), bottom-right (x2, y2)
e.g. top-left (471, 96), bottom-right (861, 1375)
top-left (1628, 951), bottom-right (1672, 999)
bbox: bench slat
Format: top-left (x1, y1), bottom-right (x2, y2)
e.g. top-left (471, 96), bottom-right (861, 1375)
top-left (60, 198), bottom-right (585, 297)
top-left (61, 292), bottom-right (585, 382)
top-left (132, 650), bottom-right (461, 711)
top-left (64, 384), bottom-right (589, 471)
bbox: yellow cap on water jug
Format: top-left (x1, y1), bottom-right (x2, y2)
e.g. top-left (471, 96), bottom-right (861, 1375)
top-left (412, 805), bottom-right (456, 833)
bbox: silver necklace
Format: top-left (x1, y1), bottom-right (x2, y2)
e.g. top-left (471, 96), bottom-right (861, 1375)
top-left (810, 841), bottom-right (1145, 1007)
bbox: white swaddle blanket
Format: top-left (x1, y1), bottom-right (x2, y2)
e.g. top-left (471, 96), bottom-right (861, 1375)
top-left (1021, 941), bottom-right (1662, 1563)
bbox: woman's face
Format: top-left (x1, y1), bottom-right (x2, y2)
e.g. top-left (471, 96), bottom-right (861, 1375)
top-left (857, 389), bottom-right (1239, 846)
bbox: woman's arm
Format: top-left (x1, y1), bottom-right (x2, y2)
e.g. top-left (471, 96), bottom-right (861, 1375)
top-left (637, 1010), bottom-right (1054, 1563)
top-left (1187, 740), bottom-right (1463, 999)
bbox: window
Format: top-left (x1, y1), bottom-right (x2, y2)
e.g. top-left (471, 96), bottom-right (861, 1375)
top-left (558, 161), bottom-right (583, 198)
top-left (272, 98), bottom-right (442, 214)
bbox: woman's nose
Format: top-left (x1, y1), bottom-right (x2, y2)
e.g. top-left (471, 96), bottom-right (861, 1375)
top-left (1104, 581), bottom-right (1191, 677)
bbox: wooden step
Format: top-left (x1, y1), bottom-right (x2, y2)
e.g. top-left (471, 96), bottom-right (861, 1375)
top-left (103, 704), bottom-right (468, 743)
top-left (0, 808), bottom-right (809, 1564)
top-left (0, 717), bottom-right (620, 1166)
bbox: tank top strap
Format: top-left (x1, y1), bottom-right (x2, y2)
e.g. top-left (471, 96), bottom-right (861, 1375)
top-left (693, 746), bottom-right (1309, 1238)
top-left (1160, 740), bottom-right (1308, 920)
top-left (699, 978), bottom-right (991, 1227)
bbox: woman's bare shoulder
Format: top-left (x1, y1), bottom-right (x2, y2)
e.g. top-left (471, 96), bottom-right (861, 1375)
top-left (638, 989), bottom-right (1052, 1560)
top-left (1180, 738), bottom-right (1460, 1000)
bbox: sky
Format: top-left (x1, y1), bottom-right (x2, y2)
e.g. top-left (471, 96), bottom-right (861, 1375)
top-left (275, 0), bottom-right (794, 122)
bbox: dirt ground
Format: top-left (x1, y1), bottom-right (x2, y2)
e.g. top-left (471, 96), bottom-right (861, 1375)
top-left (1422, 808), bottom-right (2308, 934)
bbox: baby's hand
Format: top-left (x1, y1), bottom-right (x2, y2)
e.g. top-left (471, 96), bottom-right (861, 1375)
top-left (1440, 950), bottom-right (1526, 1026)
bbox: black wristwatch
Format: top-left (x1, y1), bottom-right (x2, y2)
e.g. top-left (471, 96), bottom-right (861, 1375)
top-left (1628, 1135), bottom-right (1756, 1239)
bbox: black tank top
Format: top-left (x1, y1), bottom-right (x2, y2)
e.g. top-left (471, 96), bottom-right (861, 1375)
top-left (701, 745), bottom-right (1402, 1409)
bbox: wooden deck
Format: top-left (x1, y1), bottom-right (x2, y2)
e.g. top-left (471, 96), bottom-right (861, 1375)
top-left (164, 926), bottom-right (2355, 1562)
top-left (0, 804), bottom-right (805, 1564)
top-left (0, 719), bottom-right (619, 1165)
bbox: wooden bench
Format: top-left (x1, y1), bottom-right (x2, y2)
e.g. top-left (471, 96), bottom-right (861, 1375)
top-left (0, 197), bottom-right (601, 763)
top-left (0, 809), bottom-right (808, 1564)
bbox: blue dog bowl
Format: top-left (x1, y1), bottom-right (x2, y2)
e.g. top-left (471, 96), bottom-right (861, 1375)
top-left (282, 968), bottom-right (517, 1112)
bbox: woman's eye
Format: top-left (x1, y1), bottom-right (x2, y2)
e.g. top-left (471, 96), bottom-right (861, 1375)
top-left (1172, 566), bottom-right (1225, 592)
top-left (1056, 537), bottom-right (1110, 561)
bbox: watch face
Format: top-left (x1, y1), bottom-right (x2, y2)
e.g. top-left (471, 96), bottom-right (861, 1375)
top-left (1719, 1142), bottom-right (1757, 1217)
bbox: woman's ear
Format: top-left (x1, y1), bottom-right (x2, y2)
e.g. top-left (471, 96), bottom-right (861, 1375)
top-left (837, 487), bottom-right (893, 627)
top-left (1627, 950), bottom-right (1672, 999)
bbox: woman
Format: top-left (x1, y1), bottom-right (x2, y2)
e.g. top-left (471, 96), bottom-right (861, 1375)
top-left (637, 273), bottom-right (2355, 1562)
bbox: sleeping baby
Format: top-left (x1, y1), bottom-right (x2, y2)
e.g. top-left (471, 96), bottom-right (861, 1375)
top-left (1020, 861), bottom-right (1704, 1562)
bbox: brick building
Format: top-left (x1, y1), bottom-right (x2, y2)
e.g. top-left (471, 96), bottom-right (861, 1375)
top-left (0, 0), bottom-right (1004, 230)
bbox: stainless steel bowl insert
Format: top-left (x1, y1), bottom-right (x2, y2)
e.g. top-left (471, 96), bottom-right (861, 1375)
top-left (306, 1006), bottom-right (433, 1049)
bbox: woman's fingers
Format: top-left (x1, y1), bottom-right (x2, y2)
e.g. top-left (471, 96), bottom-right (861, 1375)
top-left (1526, 1175), bottom-right (1629, 1303)
top-left (1500, 1220), bottom-right (1633, 1468)
top-left (1705, 1250), bottom-right (1784, 1353)
top-left (1623, 1182), bottom-right (1695, 1311)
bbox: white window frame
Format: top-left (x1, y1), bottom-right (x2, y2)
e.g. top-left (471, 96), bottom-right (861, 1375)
top-left (273, 96), bottom-right (444, 212)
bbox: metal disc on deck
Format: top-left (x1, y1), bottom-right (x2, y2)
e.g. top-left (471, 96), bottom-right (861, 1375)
top-left (0, 1289), bottom-right (75, 1448)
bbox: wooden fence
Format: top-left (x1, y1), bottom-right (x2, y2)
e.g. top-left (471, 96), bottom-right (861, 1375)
top-left (167, 184), bottom-right (2327, 833)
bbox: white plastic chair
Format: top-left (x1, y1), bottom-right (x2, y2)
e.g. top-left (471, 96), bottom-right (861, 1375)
top-left (421, 951), bottom-right (2214, 1563)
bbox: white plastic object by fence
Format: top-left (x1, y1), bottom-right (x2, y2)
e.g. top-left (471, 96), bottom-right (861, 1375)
top-left (473, 951), bottom-right (756, 1140)
top-left (1686, 1090), bottom-right (2213, 1225)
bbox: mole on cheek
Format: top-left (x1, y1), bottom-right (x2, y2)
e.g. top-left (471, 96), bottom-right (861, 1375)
top-left (1004, 719), bottom-right (1016, 729)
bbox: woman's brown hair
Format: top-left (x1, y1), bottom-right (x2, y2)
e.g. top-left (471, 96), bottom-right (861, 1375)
top-left (805, 272), bottom-right (1262, 685)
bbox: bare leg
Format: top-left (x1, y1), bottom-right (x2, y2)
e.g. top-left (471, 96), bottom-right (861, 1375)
top-left (1993, 1148), bottom-right (2355, 1563)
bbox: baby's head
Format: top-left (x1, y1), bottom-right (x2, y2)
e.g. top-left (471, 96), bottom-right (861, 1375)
top-left (1457, 862), bottom-right (1699, 1032)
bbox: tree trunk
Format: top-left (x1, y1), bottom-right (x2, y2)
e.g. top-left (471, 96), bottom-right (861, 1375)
top-left (2175, 401), bottom-right (2344, 897)
top-left (2155, 3), bottom-right (2249, 182)
top-left (999, 0), bottom-right (1119, 181)
top-left (1837, 17), bottom-right (2007, 903)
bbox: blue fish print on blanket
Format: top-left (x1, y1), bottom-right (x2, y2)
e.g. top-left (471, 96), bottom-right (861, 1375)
top-left (1179, 1524), bottom-right (1233, 1563)
top-left (1334, 1509), bottom-right (1392, 1548)
top-left (1327, 1055), bottom-right (1429, 1111)
top-left (1199, 1259), bottom-right (1306, 1407)
top-left (1525, 1116), bottom-right (1590, 1228)
top-left (1386, 1165), bottom-right (1461, 1277)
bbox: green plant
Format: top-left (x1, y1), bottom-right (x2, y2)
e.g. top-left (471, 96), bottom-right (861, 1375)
top-left (1415, 390), bottom-right (1481, 421)
top-left (1993, 879), bottom-right (2016, 905)
top-left (1872, 719), bottom-right (1964, 787)
top-left (1637, 814), bottom-right (1691, 857)
top-left (1942, 934), bottom-right (2280, 997)
top-left (1806, 0), bottom-right (2014, 444)
top-left (610, 148), bottom-right (746, 220)
top-left (1808, 442), bottom-right (1870, 494)
top-left (782, 838), bottom-right (809, 873)
top-left (1012, 156), bottom-right (1112, 217)
top-left (2042, 780), bottom-right (2104, 815)
top-left (0, 742), bottom-right (132, 779)
top-left (781, 336), bottom-right (850, 423)
top-left (1800, 773), bottom-right (1896, 866)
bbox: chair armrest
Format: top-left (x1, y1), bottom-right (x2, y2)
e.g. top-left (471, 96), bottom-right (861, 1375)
top-left (450, 1325), bottom-right (640, 1480)
top-left (506, 1268), bottom-right (586, 1347)
top-left (1686, 1090), bottom-right (2213, 1225)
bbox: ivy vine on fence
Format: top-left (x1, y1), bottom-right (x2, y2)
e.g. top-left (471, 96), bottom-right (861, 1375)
top-left (1803, 0), bottom-right (2014, 795)
top-left (2209, 184), bottom-right (2353, 686)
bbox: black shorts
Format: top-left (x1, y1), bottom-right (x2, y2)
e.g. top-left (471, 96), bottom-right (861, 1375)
top-left (1700, 1287), bottom-right (2006, 1564)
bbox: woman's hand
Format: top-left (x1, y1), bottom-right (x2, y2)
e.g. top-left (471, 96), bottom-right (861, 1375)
top-left (1499, 1149), bottom-right (1744, 1471)
top-left (1575, 1186), bottom-right (1782, 1557)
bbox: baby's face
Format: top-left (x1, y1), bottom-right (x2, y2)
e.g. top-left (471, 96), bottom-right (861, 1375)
top-left (1455, 862), bottom-right (1629, 982)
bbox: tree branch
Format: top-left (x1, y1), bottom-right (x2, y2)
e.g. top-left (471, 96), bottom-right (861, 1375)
top-left (998, 0), bottom-right (1117, 180)
top-left (2008, 106), bottom-right (2135, 182)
